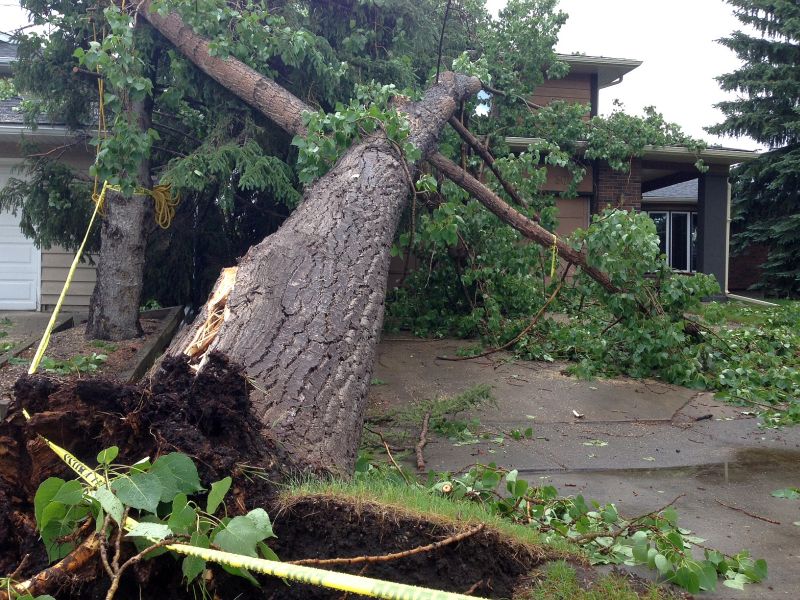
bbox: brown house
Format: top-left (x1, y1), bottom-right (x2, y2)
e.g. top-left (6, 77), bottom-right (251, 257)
top-left (507, 54), bottom-right (759, 294)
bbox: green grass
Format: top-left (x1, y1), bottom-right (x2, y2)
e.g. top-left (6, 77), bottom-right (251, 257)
top-left (390, 383), bottom-right (495, 426)
top-left (518, 561), bottom-right (673, 600)
top-left (697, 299), bottom-right (799, 328)
top-left (282, 476), bottom-right (576, 556)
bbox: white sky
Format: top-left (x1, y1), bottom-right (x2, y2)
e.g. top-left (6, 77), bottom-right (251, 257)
top-left (1, 1), bottom-right (757, 150)
top-left (489, 0), bottom-right (760, 150)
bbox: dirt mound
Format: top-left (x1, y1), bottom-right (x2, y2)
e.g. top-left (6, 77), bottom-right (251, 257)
top-left (0, 354), bottom-right (289, 582)
top-left (268, 494), bottom-right (559, 599)
top-left (0, 356), bottom-right (563, 599)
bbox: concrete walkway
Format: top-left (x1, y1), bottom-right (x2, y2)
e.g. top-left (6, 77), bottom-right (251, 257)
top-left (368, 337), bottom-right (800, 599)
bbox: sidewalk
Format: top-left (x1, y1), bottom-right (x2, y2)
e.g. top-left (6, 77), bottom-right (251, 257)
top-left (368, 337), bottom-right (800, 599)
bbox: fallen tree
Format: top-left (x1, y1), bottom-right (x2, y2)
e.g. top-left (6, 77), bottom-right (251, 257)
top-left (139, 0), bottom-right (628, 474)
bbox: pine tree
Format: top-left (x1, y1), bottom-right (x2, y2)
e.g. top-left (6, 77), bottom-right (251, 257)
top-left (708, 0), bottom-right (800, 296)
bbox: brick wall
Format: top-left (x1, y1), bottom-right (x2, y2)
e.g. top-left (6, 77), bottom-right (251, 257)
top-left (595, 159), bottom-right (642, 213)
top-left (728, 243), bottom-right (769, 291)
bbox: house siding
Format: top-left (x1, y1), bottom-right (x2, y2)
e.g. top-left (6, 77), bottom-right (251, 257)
top-left (555, 197), bottom-right (589, 237)
top-left (532, 74), bottom-right (592, 108)
top-left (41, 247), bottom-right (96, 311)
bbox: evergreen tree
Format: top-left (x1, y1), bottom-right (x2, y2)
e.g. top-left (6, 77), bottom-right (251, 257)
top-left (707, 0), bottom-right (800, 296)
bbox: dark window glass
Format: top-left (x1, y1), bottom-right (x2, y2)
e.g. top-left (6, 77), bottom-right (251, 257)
top-left (671, 213), bottom-right (689, 271)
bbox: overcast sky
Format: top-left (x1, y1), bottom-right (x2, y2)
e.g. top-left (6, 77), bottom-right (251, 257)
top-left (1, 0), bottom-right (757, 149)
top-left (489, 0), bottom-right (759, 150)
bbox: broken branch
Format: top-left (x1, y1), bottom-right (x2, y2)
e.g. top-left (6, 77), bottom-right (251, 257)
top-left (427, 152), bottom-right (619, 294)
top-left (447, 116), bottom-right (532, 211)
top-left (714, 499), bottom-right (780, 525)
top-left (415, 412), bottom-right (431, 471)
top-left (438, 262), bottom-right (571, 361)
top-left (1, 534), bottom-right (102, 600)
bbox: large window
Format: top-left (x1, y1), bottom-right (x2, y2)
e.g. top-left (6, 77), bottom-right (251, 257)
top-left (646, 211), bottom-right (697, 272)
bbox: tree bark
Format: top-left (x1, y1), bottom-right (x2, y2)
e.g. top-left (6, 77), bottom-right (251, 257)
top-left (139, 2), bottom-right (622, 473)
top-left (86, 96), bottom-right (154, 340)
top-left (151, 71), bottom-right (479, 475)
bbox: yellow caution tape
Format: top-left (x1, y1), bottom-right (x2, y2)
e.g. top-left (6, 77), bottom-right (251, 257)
top-left (549, 234), bottom-right (558, 278)
top-left (19, 409), bottom-right (486, 600)
top-left (27, 182), bottom-right (109, 375)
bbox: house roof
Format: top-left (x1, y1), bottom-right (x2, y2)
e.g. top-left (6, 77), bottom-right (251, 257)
top-left (643, 179), bottom-right (698, 200)
top-left (557, 54), bottom-right (642, 88)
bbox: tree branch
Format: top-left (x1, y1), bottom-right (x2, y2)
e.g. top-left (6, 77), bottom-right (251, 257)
top-left (447, 116), bottom-right (532, 211)
top-left (427, 152), bottom-right (619, 293)
top-left (438, 262), bottom-right (571, 361)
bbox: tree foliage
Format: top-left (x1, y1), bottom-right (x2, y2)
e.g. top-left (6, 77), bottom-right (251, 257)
top-left (708, 0), bottom-right (800, 296)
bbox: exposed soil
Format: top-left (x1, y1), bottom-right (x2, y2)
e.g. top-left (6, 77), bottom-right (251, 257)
top-left (0, 355), bottom-right (568, 600)
top-left (268, 494), bottom-right (559, 599)
top-left (0, 353), bottom-right (291, 597)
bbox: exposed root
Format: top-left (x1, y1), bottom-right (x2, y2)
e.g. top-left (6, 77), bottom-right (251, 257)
top-left (289, 523), bottom-right (485, 566)
top-left (1, 534), bottom-right (101, 600)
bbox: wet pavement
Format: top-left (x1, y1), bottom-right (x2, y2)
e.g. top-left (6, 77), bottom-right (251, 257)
top-left (368, 337), bottom-right (800, 599)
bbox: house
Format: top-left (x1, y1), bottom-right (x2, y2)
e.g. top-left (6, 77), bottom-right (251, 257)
top-left (1, 48), bottom-right (758, 310)
top-left (0, 37), bottom-right (95, 311)
top-left (505, 54), bottom-right (759, 294)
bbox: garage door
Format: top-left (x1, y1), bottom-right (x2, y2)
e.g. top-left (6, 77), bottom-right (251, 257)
top-left (0, 166), bottom-right (40, 309)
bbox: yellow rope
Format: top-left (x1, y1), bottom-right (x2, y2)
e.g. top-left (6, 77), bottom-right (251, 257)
top-left (93, 183), bottom-right (180, 229)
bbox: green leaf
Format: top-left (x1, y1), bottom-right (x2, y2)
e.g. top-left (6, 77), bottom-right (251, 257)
top-left (632, 542), bottom-right (649, 564)
top-left (245, 508), bottom-right (275, 539)
top-left (150, 452), bottom-right (202, 502)
top-left (52, 480), bottom-right (83, 505)
top-left (182, 531), bottom-right (209, 583)
top-left (654, 553), bottom-right (672, 576)
top-left (257, 541), bottom-right (280, 562)
top-left (91, 486), bottom-right (124, 525)
top-left (111, 472), bottom-right (163, 513)
top-left (167, 493), bottom-right (196, 535)
top-left (207, 476), bottom-right (232, 514)
top-left (39, 502), bottom-right (67, 532)
top-left (34, 478), bottom-right (66, 525)
top-left (126, 522), bottom-right (172, 541)
top-left (662, 507), bottom-right (678, 526)
top-left (697, 561), bottom-right (718, 592)
top-left (770, 487), bottom-right (800, 499)
top-left (96, 446), bottom-right (119, 465)
top-left (214, 512), bottom-right (274, 559)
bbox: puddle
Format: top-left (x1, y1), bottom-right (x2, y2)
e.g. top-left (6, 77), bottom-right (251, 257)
top-left (536, 448), bottom-right (800, 486)
top-left (692, 447), bottom-right (800, 485)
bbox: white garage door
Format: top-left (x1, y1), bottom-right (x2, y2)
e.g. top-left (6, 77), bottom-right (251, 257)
top-left (0, 164), bottom-right (40, 309)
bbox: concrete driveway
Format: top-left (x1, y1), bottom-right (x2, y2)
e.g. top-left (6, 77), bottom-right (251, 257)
top-left (368, 337), bottom-right (800, 599)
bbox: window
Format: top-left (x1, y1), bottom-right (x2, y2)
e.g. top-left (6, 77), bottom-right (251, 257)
top-left (646, 211), bottom-right (697, 272)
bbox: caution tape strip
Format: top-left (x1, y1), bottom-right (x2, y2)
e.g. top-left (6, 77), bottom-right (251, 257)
top-left (20, 410), bottom-right (485, 600)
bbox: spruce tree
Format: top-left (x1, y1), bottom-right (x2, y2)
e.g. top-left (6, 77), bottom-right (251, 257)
top-left (708, 0), bottom-right (800, 296)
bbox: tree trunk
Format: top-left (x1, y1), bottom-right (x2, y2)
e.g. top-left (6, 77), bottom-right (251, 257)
top-left (86, 24), bottom-right (157, 341)
top-left (86, 95), bottom-right (154, 340)
top-left (85, 187), bottom-right (152, 340)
